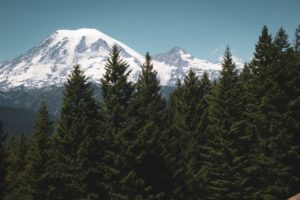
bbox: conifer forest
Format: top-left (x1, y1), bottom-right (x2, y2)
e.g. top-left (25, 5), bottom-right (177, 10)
top-left (1, 25), bottom-right (300, 200)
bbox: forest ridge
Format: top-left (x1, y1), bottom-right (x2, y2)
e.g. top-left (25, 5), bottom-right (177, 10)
top-left (0, 25), bottom-right (300, 199)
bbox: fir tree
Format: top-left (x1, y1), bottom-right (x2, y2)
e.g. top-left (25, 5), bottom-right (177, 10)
top-left (202, 47), bottom-right (243, 199)
top-left (259, 27), bottom-right (300, 198)
top-left (165, 70), bottom-right (213, 199)
top-left (22, 101), bottom-right (52, 200)
top-left (197, 72), bottom-right (212, 135)
top-left (0, 121), bottom-right (6, 200)
top-left (294, 25), bottom-right (300, 56)
top-left (245, 26), bottom-right (277, 199)
top-left (101, 44), bottom-right (134, 136)
top-left (100, 44), bottom-right (134, 199)
top-left (250, 25), bottom-right (275, 84)
top-left (49, 65), bottom-right (104, 199)
top-left (288, 25), bottom-right (300, 196)
top-left (122, 53), bottom-right (171, 199)
top-left (246, 26), bottom-right (296, 199)
top-left (5, 134), bottom-right (30, 200)
top-left (229, 63), bottom-right (259, 199)
top-left (186, 72), bottom-right (212, 199)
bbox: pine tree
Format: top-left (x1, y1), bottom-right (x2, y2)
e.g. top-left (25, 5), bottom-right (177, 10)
top-left (0, 121), bottom-right (6, 200)
top-left (294, 25), bottom-right (300, 56)
top-left (185, 72), bottom-right (212, 199)
top-left (244, 26), bottom-right (277, 199)
top-left (5, 134), bottom-right (30, 200)
top-left (250, 25), bottom-right (275, 84)
top-left (228, 63), bottom-right (259, 199)
top-left (20, 101), bottom-right (52, 199)
top-left (164, 70), bottom-right (213, 199)
top-left (49, 65), bottom-right (104, 199)
top-left (198, 71), bottom-right (212, 135)
top-left (288, 25), bottom-right (300, 196)
top-left (260, 27), bottom-right (300, 198)
top-left (122, 53), bottom-right (171, 199)
top-left (100, 44), bottom-right (134, 199)
top-left (101, 44), bottom-right (134, 136)
top-left (169, 69), bottom-right (202, 199)
top-left (245, 26), bottom-right (296, 199)
top-left (202, 47), bottom-right (243, 199)
top-left (261, 27), bottom-right (292, 199)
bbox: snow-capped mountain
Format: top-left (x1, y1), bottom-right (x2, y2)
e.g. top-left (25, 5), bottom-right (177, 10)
top-left (0, 28), bottom-right (243, 90)
top-left (154, 47), bottom-right (220, 85)
top-left (0, 28), bottom-right (144, 89)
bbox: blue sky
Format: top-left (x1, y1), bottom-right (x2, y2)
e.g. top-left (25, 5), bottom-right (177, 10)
top-left (0, 0), bottom-right (299, 62)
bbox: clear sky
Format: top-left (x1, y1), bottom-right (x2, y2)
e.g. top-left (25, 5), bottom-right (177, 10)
top-left (0, 0), bottom-right (299, 62)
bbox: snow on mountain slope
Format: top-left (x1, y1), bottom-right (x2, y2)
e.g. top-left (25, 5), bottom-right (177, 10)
top-left (153, 47), bottom-right (243, 85)
top-left (0, 28), bottom-right (243, 90)
top-left (0, 29), bottom-right (145, 89)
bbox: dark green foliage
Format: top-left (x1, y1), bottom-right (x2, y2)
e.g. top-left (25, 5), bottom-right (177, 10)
top-left (0, 106), bottom-right (37, 137)
top-left (288, 26), bottom-right (300, 196)
top-left (5, 134), bottom-right (29, 200)
top-left (101, 44), bottom-right (134, 136)
top-left (185, 72), bottom-right (212, 199)
top-left (100, 44), bottom-right (135, 199)
top-left (202, 47), bottom-right (245, 199)
top-left (21, 101), bottom-right (52, 199)
top-left (295, 25), bottom-right (300, 55)
top-left (244, 27), bottom-right (276, 199)
top-left (49, 65), bottom-right (104, 199)
top-left (163, 69), bottom-right (214, 199)
top-left (165, 69), bottom-right (204, 199)
top-left (232, 63), bottom-right (259, 199)
top-left (244, 26), bottom-right (300, 199)
top-left (0, 121), bottom-right (6, 199)
top-left (123, 53), bottom-right (170, 199)
top-left (3, 26), bottom-right (300, 200)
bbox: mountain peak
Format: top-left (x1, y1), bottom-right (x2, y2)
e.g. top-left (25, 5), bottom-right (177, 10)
top-left (0, 28), bottom-right (241, 90)
top-left (0, 28), bottom-right (144, 89)
top-left (153, 46), bottom-right (193, 65)
top-left (169, 47), bottom-right (187, 54)
top-left (53, 28), bottom-right (108, 38)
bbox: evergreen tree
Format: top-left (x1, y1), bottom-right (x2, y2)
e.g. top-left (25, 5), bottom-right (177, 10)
top-left (169, 69), bottom-right (202, 199)
top-left (202, 47), bottom-right (243, 199)
top-left (100, 44), bottom-right (134, 199)
top-left (165, 70), bottom-right (213, 199)
top-left (5, 134), bottom-right (29, 200)
top-left (246, 26), bottom-right (297, 199)
top-left (244, 26), bottom-right (277, 199)
top-left (288, 25), bottom-right (300, 196)
top-left (250, 25), bottom-right (275, 83)
top-left (0, 121), bottom-right (6, 200)
top-left (294, 25), bottom-right (300, 56)
top-left (185, 72), bottom-right (212, 199)
top-left (21, 101), bottom-right (52, 199)
top-left (101, 44), bottom-right (134, 136)
top-left (122, 53), bottom-right (170, 199)
top-left (259, 27), bottom-right (300, 198)
top-left (229, 63), bottom-right (259, 199)
top-left (49, 65), bottom-right (104, 199)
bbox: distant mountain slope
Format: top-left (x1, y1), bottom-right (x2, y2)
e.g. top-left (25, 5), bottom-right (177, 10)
top-left (0, 84), bottom-right (174, 117)
top-left (0, 106), bottom-right (37, 136)
top-left (0, 86), bottom-right (65, 116)
top-left (153, 47), bottom-right (227, 85)
top-left (0, 28), bottom-right (243, 90)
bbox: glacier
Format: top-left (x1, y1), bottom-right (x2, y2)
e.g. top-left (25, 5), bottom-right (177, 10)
top-left (0, 28), bottom-right (243, 90)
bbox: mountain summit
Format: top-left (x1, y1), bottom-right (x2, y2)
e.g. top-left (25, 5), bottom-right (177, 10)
top-left (0, 28), bottom-right (243, 90)
top-left (0, 28), bottom-right (144, 89)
